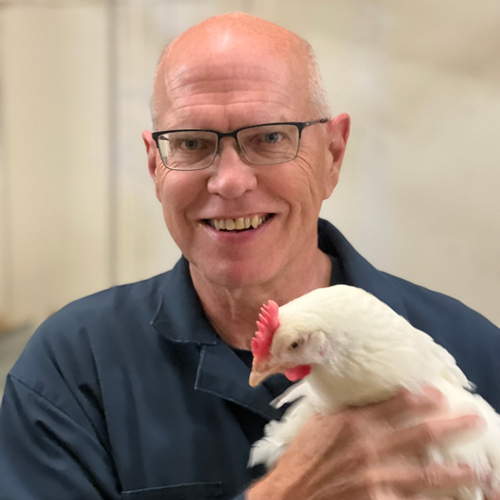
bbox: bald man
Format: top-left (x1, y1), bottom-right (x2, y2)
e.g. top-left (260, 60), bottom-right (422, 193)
top-left (1, 13), bottom-right (499, 500)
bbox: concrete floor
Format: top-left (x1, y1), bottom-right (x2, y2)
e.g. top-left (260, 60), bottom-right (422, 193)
top-left (0, 326), bottom-right (34, 399)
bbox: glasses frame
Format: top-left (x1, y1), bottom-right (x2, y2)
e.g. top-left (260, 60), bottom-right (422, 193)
top-left (151, 118), bottom-right (328, 171)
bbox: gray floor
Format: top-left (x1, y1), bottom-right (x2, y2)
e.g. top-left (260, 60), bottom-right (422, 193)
top-left (0, 326), bottom-right (34, 399)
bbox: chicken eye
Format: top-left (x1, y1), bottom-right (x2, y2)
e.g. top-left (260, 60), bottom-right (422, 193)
top-left (289, 340), bottom-right (302, 350)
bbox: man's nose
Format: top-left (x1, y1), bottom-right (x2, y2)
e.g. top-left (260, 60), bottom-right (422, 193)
top-left (206, 139), bottom-right (257, 198)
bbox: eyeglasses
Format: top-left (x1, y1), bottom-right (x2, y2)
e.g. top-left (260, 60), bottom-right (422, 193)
top-left (151, 119), bottom-right (328, 171)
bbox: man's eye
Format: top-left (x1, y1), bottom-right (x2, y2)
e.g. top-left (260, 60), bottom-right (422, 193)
top-left (182, 138), bottom-right (200, 150)
top-left (263, 132), bottom-right (282, 144)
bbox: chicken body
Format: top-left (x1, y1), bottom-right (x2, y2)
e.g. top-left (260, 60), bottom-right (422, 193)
top-left (248, 285), bottom-right (500, 500)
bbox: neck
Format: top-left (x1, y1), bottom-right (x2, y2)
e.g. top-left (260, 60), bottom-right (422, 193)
top-left (308, 364), bottom-right (397, 407)
top-left (190, 248), bottom-right (332, 350)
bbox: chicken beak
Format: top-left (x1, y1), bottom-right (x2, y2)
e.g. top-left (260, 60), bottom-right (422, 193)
top-left (249, 361), bottom-right (281, 387)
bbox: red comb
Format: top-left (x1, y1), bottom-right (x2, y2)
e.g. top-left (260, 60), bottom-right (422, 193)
top-left (251, 300), bottom-right (280, 360)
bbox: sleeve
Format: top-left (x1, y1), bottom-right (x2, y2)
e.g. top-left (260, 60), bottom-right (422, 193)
top-left (0, 374), bottom-right (121, 500)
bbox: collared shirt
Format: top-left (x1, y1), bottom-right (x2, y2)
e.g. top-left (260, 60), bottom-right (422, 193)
top-left (1, 219), bottom-right (499, 500)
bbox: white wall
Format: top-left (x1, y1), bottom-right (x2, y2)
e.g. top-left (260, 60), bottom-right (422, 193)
top-left (0, 0), bottom-right (498, 327)
top-left (0, 2), bottom-right (110, 323)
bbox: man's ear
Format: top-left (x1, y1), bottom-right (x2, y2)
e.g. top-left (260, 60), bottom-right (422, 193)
top-left (142, 130), bottom-right (158, 180)
top-left (142, 131), bottom-right (162, 201)
top-left (324, 113), bottom-right (350, 198)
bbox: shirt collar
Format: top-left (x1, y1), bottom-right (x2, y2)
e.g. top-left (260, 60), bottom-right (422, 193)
top-left (318, 218), bottom-right (409, 320)
top-left (150, 257), bottom-right (287, 420)
top-left (151, 257), bottom-right (219, 345)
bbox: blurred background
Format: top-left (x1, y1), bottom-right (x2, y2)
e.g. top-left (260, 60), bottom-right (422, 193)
top-left (0, 0), bottom-right (499, 394)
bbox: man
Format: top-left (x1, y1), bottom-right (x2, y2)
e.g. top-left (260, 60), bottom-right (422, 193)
top-left (0, 13), bottom-right (499, 500)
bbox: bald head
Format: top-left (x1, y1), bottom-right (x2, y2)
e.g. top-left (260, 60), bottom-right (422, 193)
top-left (150, 13), bottom-right (330, 130)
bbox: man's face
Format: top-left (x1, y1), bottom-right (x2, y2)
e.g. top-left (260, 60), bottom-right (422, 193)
top-left (144, 34), bottom-right (348, 289)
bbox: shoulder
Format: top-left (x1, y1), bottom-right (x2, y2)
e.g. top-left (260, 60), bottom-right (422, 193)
top-left (28, 270), bottom-right (169, 349)
top-left (382, 272), bottom-right (500, 409)
top-left (382, 271), bottom-right (499, 339)
top-left (8, 271), bottom-right (172, 400)
top-left (53, 271), bottom-right (169, 326)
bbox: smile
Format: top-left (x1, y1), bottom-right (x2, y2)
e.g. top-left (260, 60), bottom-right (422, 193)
top-left (205, 214), bottom-right (273, 232)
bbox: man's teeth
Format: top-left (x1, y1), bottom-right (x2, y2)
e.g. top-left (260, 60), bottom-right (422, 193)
top-left (211, 215), bottom-right (269, 231)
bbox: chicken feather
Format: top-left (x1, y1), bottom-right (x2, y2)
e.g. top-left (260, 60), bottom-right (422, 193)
top-left (248, 285), bottom-right (500, 500)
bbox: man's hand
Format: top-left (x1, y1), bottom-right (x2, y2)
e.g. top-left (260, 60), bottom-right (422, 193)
top-left (248, 386), bottom-right (490, 500)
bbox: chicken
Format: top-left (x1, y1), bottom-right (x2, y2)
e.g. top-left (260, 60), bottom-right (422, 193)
top-left (248, 285), bottom-right (500, 499)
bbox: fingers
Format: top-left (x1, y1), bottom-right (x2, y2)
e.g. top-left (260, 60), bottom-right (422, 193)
top-left (365, 386), bottom-right (449, 426)
top-left (485, 485), bottom-right (500, 500)
top-left (379, 414), bottom-right (483, 456)
top-left (309, 463), bottom-right (480, 500)
top-left (385, 463), bottom-right (482, 495)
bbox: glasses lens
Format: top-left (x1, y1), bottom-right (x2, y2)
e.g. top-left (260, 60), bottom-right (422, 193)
top-left (157, 131), bottom-right (217, 170)
top-left (237, 124), bottom-right (299, 165)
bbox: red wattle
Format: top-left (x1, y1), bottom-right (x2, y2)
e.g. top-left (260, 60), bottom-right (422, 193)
top-left (284, 365), bottom-right (311, 381)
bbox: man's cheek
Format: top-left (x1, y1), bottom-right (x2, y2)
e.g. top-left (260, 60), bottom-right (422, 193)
top-left (161, 176), bottom-right (183, 203)
top-left (293, 159), bottom-right (325, 202)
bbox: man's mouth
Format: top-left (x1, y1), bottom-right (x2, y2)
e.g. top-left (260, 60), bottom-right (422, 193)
top-left (204, 214), bottom-right (273, 232)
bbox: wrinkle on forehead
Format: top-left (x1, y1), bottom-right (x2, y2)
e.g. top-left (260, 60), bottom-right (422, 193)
top-left (167, 89), bottom-right (292, 112)
top-left (164, 61), bottom-right (293, 109)
top-left (161, 93), bottom-right (296, 132)
top-left (164, 62), bottom-right (290, 96)
top-left (168, 62), bottom-right (289, 92)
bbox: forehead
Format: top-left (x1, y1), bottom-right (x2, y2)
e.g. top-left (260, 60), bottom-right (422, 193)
top-left (156, 47), bottom-right (313, 130)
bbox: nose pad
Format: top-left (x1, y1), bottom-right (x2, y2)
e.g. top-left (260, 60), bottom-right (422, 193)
top-left (216, 137), bottom-right (242, 158)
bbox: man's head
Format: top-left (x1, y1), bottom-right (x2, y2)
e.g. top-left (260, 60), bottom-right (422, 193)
top-left (150, 14), bottom-right (332, 130)
top-left (143, 13), bottom-right (350, 290)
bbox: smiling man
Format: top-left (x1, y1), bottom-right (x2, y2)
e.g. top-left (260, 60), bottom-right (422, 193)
top-left (141, 18), bottom-right (348, 351)
top-left (1, 13), bottom-right (499, 500)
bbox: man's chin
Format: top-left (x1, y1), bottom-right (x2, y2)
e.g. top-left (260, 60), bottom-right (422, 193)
top-left (190, 259), bottom-right (277, 290)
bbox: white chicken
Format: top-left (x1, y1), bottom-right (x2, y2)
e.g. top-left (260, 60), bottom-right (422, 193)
top-left (248, 285), bottom-right (500, 500)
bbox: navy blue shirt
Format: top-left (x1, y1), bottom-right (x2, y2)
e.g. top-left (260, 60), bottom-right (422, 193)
top-left (1, 219), bottom-right (499, 500)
